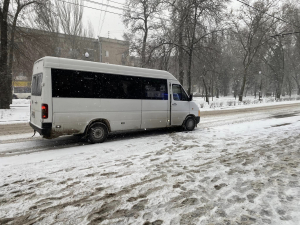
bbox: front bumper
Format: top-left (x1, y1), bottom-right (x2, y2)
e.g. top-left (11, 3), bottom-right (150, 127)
top-left (29, 122), bottom-right (52, 136)
top-left (195, 116), bottom-right (200, 124)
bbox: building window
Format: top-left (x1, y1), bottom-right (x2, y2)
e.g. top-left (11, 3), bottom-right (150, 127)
top-left (105, 51), bottom-right (109, 57)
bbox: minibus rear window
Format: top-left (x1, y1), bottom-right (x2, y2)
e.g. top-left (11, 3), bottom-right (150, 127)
top-left (32, 73), bottom-right (43, 96)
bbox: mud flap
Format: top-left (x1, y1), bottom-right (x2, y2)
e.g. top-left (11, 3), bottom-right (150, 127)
top-left (32, 130), bottom-right (36, 137)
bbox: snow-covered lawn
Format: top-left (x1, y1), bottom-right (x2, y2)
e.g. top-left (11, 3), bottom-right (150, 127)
top-left (193, 95), bottom-right (300, 111)
top-left (0, 99), bottom-right (30, 124)
top-left (0, 113), bottom-right (299, 224)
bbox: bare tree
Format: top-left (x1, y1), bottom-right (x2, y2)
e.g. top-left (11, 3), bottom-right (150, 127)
top-left (230, 0), bottom-right (278, 101)
top-left (1, 0), bottom-right (43, 109)
top-left (56, 0), bottom-right (84, 59)
top-left (123, 0), bottom-right (162, 67)
top-left (282, 2), bottom-right (300, 95)
top-left (0, 0), bottom-right (10, 108)
top-left (8, 1), bottom-right (43, 99)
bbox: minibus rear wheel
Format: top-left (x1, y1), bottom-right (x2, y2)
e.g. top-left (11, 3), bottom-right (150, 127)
top-left (184, 117), bottom-right (196, 131)
top-left (88, 123), bottom-right (108, 143)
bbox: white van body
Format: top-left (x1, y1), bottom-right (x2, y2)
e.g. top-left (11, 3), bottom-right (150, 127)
top-left (29, 57), bottom-right (200, 141)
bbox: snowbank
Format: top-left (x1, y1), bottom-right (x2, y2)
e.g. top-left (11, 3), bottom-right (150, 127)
top-left (194, 96), bottom-right (300, 111)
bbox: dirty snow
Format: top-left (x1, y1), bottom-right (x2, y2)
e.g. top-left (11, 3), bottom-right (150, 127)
top-left (0, 111), bottom-right (299, 225)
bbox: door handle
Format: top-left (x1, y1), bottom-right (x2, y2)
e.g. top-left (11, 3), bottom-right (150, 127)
top-left (35, 101), bottom-right (37, 104)
top-left (172, 103), bottom-right (177, 106)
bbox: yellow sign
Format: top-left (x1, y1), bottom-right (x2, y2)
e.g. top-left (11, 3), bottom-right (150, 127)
top-left (13, 81), bottom-right (31, 87)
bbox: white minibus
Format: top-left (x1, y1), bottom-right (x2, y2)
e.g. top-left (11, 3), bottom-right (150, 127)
top-left (29, 57), bottom-right (200, 143)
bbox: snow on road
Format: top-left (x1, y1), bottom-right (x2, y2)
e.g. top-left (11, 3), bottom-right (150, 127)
top-left (0, 112), bottom-right (300, 224)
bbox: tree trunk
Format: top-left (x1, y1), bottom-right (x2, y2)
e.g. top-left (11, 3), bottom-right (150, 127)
top-left (211, 78), bottom-right (214, 102)
top-left (202, 77), bottom-right (209, 104)
top-left (186, 49), bottom-right (193, 95)
top-left (186, 3), bottom-right (198, 95)
top-left (8, 8), bottom-right (22, 106)
top-left (141, 26), bottom-right (148, 68)
top-left (178, 9), bottom-right (185, 85)
top-left (0, 0), bottom-right (11, 109)
top-left (276, 92), bottom-right (281, 99)
top-left (239, 71), bottom-right (247, 101)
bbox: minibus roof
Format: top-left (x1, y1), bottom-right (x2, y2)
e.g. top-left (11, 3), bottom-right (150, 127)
top-left (36, 57), bottom-right (178, 81)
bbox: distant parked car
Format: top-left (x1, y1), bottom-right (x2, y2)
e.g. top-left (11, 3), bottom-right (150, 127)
top-left (13, 86), bottom-right (31, 99)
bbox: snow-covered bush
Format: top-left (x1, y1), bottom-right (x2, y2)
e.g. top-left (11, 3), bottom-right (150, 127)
top-left (242, 99), bottom-right (251, 105)
top-left (227, 101), bottom-right (235, 106)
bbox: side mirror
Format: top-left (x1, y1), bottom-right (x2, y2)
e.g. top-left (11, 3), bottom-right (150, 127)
top-left (188, 94), bottom-right (193, 101)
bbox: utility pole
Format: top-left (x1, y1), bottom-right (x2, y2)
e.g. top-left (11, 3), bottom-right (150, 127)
top-left (98, 36), bottom-right (102, 62)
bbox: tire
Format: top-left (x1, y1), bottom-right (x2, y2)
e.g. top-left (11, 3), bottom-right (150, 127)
top-left (184, 117), bottom-right (196, 131)
top-left (88, 123), bottom-right (108, 143)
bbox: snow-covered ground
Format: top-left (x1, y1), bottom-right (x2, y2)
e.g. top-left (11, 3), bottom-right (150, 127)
top-left (0, 109), bottom-right (299, 225)
top-left (193, 95), bottom-right (300, 111)
top-left (0, 99), bottom-right (30, 124)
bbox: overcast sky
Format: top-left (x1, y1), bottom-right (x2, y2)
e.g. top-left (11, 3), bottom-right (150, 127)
top-left (83, 0), bottom-right (242, 40)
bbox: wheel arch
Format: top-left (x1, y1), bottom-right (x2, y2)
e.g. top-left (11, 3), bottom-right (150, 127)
top-left (182, 114), bottom-right (197, 130)
top-left (84, 118), bottom-right (111, 136)
top-left (182, 114), bottom-right (196, 126)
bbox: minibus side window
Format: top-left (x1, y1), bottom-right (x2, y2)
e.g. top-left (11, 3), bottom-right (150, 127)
top-left (101, 74), bottom-right (142, 99)
top-left (52, 68), bottom-right (167, 100)
top-left (172, 84), bottom-right (188, 101)
top-left (74, 72), bottom-right (96, 98)
top-left (119, 76), bottom-right (142, 99)
top-left (52, 69), bottom-right (72, 97)
top-left (52, 69), bottom-right (99, 98)
top-left (142, 78), bottom-right (168, 100)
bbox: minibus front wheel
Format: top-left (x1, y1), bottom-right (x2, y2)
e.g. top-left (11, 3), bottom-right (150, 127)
top-left (184, 117), bottom-right (196, 131)
top-left (88, 122), bottom-right (108, 143)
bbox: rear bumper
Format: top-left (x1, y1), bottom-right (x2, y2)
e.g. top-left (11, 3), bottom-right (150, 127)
top-left (195, 116), bottom-right (200, 124)
top-left (29, 122), bottom-right (52, 136)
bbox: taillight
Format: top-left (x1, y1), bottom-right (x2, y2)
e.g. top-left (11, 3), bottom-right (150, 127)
top-left (41, 104), bottom-right (48, 119)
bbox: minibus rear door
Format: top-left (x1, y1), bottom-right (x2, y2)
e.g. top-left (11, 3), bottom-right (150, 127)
top-left (30, 73), bottom-right (43, 128)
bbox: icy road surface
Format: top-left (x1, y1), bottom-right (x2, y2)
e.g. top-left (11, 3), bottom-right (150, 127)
top-left (0, 105), bottom-right (300, 225)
